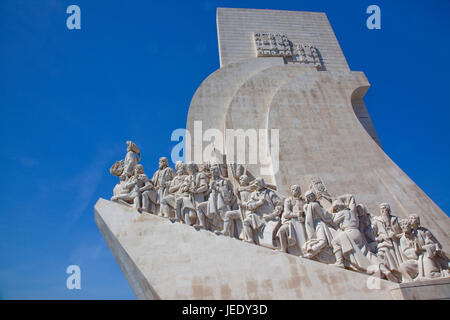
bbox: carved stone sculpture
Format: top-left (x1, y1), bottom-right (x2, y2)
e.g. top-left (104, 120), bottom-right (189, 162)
top-left (124, 141), bottom-right (140, 178)
top-left (108, 150), bottom-right (449, 285)
top-left (356, 204), bottom-right (377, 253)
top-left (198, 164), bottom-right (237, 232)
top-left (402, 215), bottom-right (450, 280)
top-left (242, 177), bottom-right (282, 248)
top-left (111, 164), bottom-right (150, 210)
top-left (175, 163), bottom-right (208, 226)
top-left (372, 203), bottom-right (404, 273)
top-left (302, 190), bottom-right (336, 262)
top-left (151, 157), bottom-right (175, 215)
top-left (221, 174), bottom-right (251, 238)
top-left (277, 185), bottom-right (306, 254)
top-left (160, 161), bottom-right (187, 218)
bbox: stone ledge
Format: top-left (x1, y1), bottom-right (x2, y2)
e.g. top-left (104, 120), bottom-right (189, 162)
top-left (95, 198), bottom-right (399, 299)
top-left (390, 278), bottom-right (450, 300)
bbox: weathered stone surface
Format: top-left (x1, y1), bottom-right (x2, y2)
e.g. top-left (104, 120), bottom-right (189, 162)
top-left (390, 278), bottom-right (450, 300)
top-left (186, 57), bottom-right (284, 163)
top-left (217, 8), bottom-right (350, 71)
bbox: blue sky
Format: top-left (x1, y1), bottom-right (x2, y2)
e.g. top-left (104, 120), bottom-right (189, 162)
top-left (0, 0), bottom-right (449, 299)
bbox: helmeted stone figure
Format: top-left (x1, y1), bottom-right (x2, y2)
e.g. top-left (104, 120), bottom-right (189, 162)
top-left (277, 185), bottom-right (306, 254)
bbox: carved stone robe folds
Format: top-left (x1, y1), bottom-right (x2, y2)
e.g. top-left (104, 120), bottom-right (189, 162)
top-left (123, 151), bottom-right (138, 177)
top-left (277, 197), bottom-right (306, 254)
top-left (160, 172), bottom-right (187, 217)
top-left (177, 178), bottom-right (197, 224)
top-left (112, 180), bottom-right (128, 198)
top-left (304, 201), bottom-right (334, 246)
top-left (402, 229), bottom-right (444, 280)
top-left (207, 177), bottom-right (235, 228)
top-left (372, 215), bottom-right (403, 271)
top-left (331, 195), bottom-right (378, 272)
top-left (245, 187), bottom-right (282, 248)
top-left (151, 166), bottom-right (175, 204)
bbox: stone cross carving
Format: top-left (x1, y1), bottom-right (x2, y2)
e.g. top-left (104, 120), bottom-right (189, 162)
top-left (253, 32), bottom-right (324, 70)
top-left (253, 33), bottom-right (292, 57)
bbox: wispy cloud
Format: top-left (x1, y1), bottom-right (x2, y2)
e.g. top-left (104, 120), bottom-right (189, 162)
top-left (68, 240), bottom-right (105, 266)
top-left (64, 145), bottom-right (122, 227)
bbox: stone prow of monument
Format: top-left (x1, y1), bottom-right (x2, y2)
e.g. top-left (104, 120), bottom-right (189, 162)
top-left (96, 8), bottom-right (450, 299)
top-left (95, 199), bottom-right (450, 299)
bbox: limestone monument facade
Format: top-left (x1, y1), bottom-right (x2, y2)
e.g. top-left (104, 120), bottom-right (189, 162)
top-left (95, 8), bottom-right (450, 299)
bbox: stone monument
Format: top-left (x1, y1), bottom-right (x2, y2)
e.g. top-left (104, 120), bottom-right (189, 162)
top-left (95, 8), bottom-right (450, 299)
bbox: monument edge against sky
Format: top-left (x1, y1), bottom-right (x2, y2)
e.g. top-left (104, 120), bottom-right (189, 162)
top-left (187, 7), bottom-right (449, 249)
top-left (96, 7), bottom-right (450, 299)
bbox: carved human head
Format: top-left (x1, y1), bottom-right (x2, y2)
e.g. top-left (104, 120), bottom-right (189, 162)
top-left (409, 214), bottom-right (421, 230)
top-left (175, 161), bottom-right (185, 173)
top-left (126, 141), bottom-right (140, 154)
top-left (210, 164), bottom-right (220, 178)
top-left (239, 174), bottom-right (249, 186)
top-left (305, 190), bottom-right (316, 203)
top-left (380, 203), bottom-right (391, 217)
top-left (199, 162), bottom-right (211, 173)
top-left (135, 164), bottom-right (144, 175)
top-left (356, 204), bottom-right (367, 217)
top-left (400, 219), bottom-right (412, 234)
top-left (159, 157), bottom-right (169, 169)
top-left (235, 164), bottom-right (245, 178)
top-left (331, 199), bottom-right (346, 213)
top-left (187, 163), bottom-right (198, 175)
top-left (119, 173), bottom-right (127, 182)
top-left (254, 177), bottom-right (265, 190)
top-left (290, 185), bottom-right (302, 198)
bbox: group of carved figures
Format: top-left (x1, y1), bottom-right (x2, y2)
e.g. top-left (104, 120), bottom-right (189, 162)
top-left (110, 141), bottom-right (450, 284)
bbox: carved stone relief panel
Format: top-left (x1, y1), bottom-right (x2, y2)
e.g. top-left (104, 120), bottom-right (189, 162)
top-left (253, 32), bottom-right (324, 70)
top-left (253, 33), bottom-right (292, 57)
